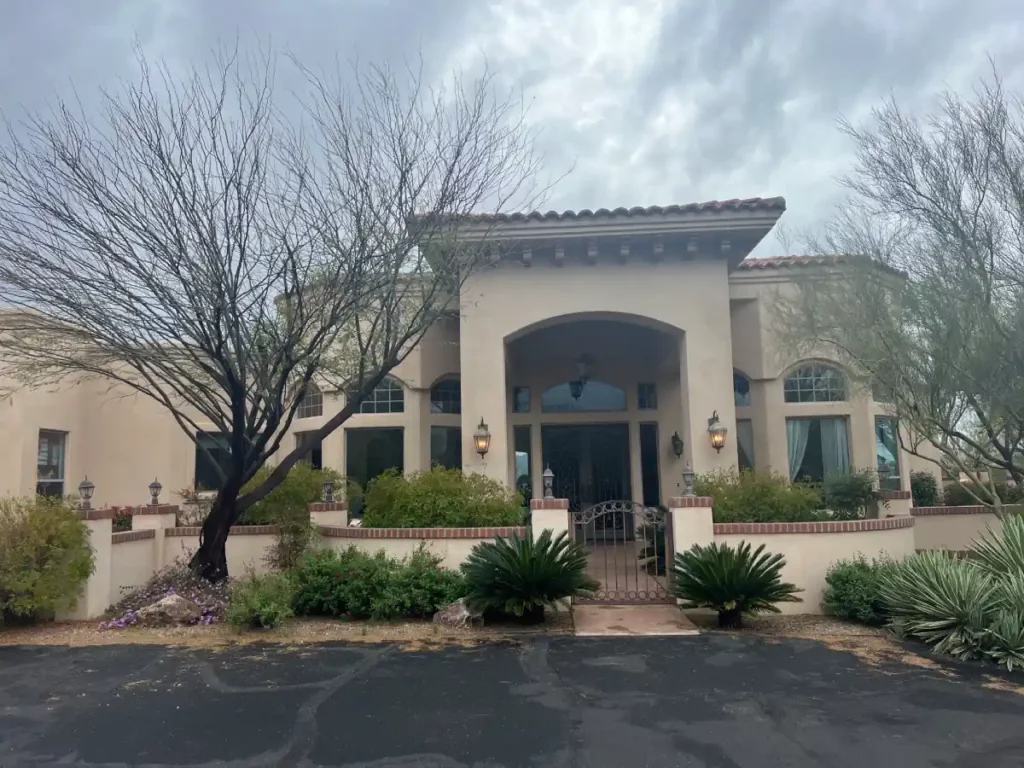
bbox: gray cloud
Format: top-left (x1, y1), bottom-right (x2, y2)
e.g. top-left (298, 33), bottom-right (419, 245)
top-left (1, 0), bottom-right (1021, 254)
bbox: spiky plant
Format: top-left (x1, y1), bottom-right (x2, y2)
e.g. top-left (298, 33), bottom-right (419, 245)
top-left (670, 541), bottom-right (801, 628)
top-left (878, 552), bottom-right (996, 660)
top-left (971, 514), bottom-right (1024, 579)
top-left (461, 530), bottom-right (598, 623)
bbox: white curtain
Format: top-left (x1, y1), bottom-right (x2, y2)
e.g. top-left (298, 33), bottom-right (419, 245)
top-left (820, 417), bottom-right (851, 475)
top-left (786, 419), bottom-right (811, 480)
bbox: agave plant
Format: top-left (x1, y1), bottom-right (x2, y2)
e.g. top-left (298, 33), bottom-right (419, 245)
top-left (461, 530), bottom-right (599, 624)
top-left (878, 551), bottom-right (996, 660)
top-left (971, 514), bottom-right (1024, 579)
top-left (671, 541), bottom-right (801, 628)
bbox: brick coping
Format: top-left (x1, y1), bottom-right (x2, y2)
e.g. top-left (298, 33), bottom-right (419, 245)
top-left (167, 525), bottom-right (283, 537)
top-left (713, 516), bottom-right (914, 535)
top-left (912, 504), bottom-right (1021, 516)
top-left (667, 496), bottom-right (714, 508)
top-left (879, 490), bottom-right (912, 500)
top-left (319, 525), bottom-right (528, 539)
top-left (112, 529), bottom-right (156, 544)
top-left (130, 504), bottom-right (180, 516)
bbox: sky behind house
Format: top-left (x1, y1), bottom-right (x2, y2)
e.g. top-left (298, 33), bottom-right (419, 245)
top-left (1, 0), bottom-right (1022, 255)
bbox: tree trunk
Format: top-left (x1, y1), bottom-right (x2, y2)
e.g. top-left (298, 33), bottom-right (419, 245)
top-left (718, 608), bottom-right (743, 629)
top-left (188, 497), bottom-right (236, 582)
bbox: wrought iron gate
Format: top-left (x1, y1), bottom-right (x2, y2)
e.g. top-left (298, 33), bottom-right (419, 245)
top-left (571, 500), bottom-right (674, 604)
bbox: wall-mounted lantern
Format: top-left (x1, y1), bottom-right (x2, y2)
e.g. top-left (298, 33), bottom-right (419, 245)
top-left (473, 418), bottom-right (491, 457)
top-left (543, 465), bottom-right (554, 499)
top-left (707, 411), bottom-right (728, 453)
top-left (877, 461), bottom-right (892, 488)
top-left (148, 477), bottom-right (162, 506)
top-left (671, 431), bottom-right (684, 458)
top-left (569, 355), bottom-right (592, 400)
top-left (79, 476), bottom-right (95, 510)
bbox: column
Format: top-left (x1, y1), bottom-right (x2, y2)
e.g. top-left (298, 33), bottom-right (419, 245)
top-left (667, 495), bottom-right (714, 557)
top-left (131, 503), bottom-right (178, 570)
top-left (679, 332), bottom-right (738, 474)
top-left (61, 509), bottom-right (114, 620)
top-left (460, 313), bottom-right (509, 485)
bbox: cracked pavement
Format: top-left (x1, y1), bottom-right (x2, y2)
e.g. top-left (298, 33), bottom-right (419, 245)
top-left (1, 634), bottom-right (1023, 766)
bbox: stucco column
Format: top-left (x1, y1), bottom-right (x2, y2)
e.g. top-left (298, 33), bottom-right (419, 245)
top-left (309, 500), bottom-right (348, 528)
top-left (530, 498), bottom-right (570, 541)
top-left (667, 496), bottom-right (714, 557)
top-left (131, 504), bottom-right (178, 570)
top-left (61, 508), bottom-right (114, 620)
top-left (459, 313), bottom-right (509, 485)
top-left (879, 490), bottom-right (912, 517)
top-left (679, 332), bottom-right (737, 474)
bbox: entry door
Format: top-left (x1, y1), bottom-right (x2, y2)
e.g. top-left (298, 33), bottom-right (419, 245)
top-left (541, 424), bottom-right (631, 512)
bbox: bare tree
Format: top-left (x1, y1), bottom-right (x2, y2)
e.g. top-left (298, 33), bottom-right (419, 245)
top-left (0, 48), bottom-right (544, 579)
top-left (776, 66), bottom-right (1024, 507)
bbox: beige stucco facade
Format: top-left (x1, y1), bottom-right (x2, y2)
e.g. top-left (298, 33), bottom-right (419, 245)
top-left (0, 199), bottom-right (924, 508)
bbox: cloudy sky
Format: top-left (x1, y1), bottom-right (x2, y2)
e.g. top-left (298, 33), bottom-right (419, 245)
top-left (1, 0), bottom-right (1022, 254)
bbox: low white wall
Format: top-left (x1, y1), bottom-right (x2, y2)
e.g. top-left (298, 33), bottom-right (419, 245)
top-left (164, 527), bottom-right (279, 576)
top-left (320, 526), bottom-right (527, 569)
top-left (713, 518), bottom-right (917, 614)
top-left (109, 531), bottom-right (158, 607)
top-left (912, 506), bottom-right (1007, 552)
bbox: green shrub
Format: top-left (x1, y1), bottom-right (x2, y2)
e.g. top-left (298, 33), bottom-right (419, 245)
top-left (943, 480), bottom-right (1024, 507)
top-left (671, 541), bottom-right (802, 628)
top-left (461, 531), bottom-right (598, 623)
top-left (823, 469), bottom-right (881, 520)
top-left (225, 569), bottom-right (295, 630)
top-left (290, 545), bottom-right (464, 620)
top-left (822, 556), bottom-right (894, 624)
top-left (362, 467), bottom-right (523, 528)
top-left (910, 471), bottom-right (940, 507)
top-left (0, 496), bottom-right (95, 623)
top-left (694, 469), bottom-right (825, 523)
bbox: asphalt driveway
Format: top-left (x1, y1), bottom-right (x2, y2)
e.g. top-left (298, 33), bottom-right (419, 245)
top-left (1, 634), bottom-right (1022, 767)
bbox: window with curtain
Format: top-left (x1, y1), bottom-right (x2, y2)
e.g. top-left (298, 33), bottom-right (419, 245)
top-left (296, 382), bottom-right (323, 419)
top-left (875, 416), bottom-right (901, 490)
top-left (358, 378), bottom-right (404, 413)
top-left (430, 426), bottom-right (462, 469)
top-left (784, 363), bottom-right (846, 403)
top-left (429, 378), bottom-right (461, 414)
top-left (541, 380), bottom-right (626, 412)
top-left (786, 417), bottom-right (850, 481)
top-left (733, 371), bottom-right (752, 407)
top-left (736, 419), bottom-right (755, 471)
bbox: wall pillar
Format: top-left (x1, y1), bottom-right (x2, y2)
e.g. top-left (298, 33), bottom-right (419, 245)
top-left (667, 495), bottom-right (714, 558)
top-left (460, 312), bottom-right (509, 485)
top-left (679, 332), bottom-right (737, 474)
top-left (310, 501), bottom-right (348, 528)
top-left (878, 490), bottom-right (912, 518)
top-left (529, 498), bottom-right (570, 541)
top-left (130, 504), bottom-right (178, 570)
top-left (61, 508), bottom-right (115, 620)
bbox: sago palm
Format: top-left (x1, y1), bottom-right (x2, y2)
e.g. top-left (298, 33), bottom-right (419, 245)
top-left (461, 530), bottom-right (598, 623)
top-left (671, 541), bottom-right (801, 628)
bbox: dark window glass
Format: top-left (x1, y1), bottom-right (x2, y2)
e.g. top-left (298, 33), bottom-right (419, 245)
top-left (784, 363), bottom-right (846, 403)
top-left (36, 429), bottom-right (67, 497)
top-left (541, 380), bottom-right (626, 413)
top-left (195, 431), bottom-right (231, 491)
top-left (639, 422), bottom-right (661, 507)
top-left (875, 416), bottom-right (901, 490)
top-left (430, 379), bottom-right (461, 414)
top-left (358, 378), bottom-right (405, 413)
top-left (430, 426), bottom-right (462, 469)
top-left (296, 383), bottom-right (323, 418)
top-left (638, 383), bottom-right (657, 410)
top-left (345, 427), bottom-right (404, 515)
top-left (734, 371), bottom-right (751, 407)
top-left (737, 419), bottom-right (755, 471)
top-left (786, 417), bottom-right (850, 482)
top-left (514, 425), bottom-right (532, 503)
top-left (295, 431), bottom-right (323, 470)
top-left (513, 386), bottom-right (530, 413)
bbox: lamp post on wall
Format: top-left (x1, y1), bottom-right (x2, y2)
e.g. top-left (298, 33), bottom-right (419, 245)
top-left (681, 461), bottom-right (695, 497)
top-left (671, 431), bottom-right (684, 458)
top-left (543, 465), bottom-right (554, 499)
top-left (707, 411), bottom-right (728, 453)
top-left (148, 477), bottom-right (162, 506)
top-left (78, 477), bottom-right (95, 511)
top-left (473, 418), bottom-right (491, 457)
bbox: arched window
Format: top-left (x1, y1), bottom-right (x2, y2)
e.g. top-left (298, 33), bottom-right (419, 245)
top-left (784, 363), bottom-right (846, 403)
top-left (541, 380), bottom-right (626, 413)
top-left (296, 382), bottom-right (323, 419)
top-left (359, 377), bottom-right (405, 413)
top-left (430, 378), bottom-right (461, 414)
top-left (733, 370), bottom-right (751, 407)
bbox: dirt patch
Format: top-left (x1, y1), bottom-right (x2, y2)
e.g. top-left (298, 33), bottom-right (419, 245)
top-left (0, 611), bottom-right (574, 649)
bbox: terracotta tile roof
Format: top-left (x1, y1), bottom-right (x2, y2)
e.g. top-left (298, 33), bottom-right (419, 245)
top-left (737, 254), bottom-right (907, 277)
top-left (453, 196), bottom-right (786, 224)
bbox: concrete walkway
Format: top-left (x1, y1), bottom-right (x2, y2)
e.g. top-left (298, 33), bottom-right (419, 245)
top-left (573, 604), bottom-right (700, 636)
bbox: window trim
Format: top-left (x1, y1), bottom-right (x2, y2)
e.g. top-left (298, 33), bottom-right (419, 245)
top-left (429, 377), bottom-right (461, 414)
top-left (733, 369), bottom-right (752, 407)
top-left (637, 382), bottom-right (658, 411)
top-left (783, 362), bottom-right (847, 403)
top-left (357, 377), bottom-right (405, 414)
top-left (295, 382), bottom-right (324, 419)
top-left (36, 429), bottom-right (68, 497)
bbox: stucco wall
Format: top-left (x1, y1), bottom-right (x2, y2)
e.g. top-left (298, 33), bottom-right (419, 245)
top-left (109, 532), bottom-right (158, 607)
top-left (164, 528), bottom-right (278, 576)
top-left (911, 507), bottom-right (1006, 551)
top-left (713, 520), bottom-right (917, 614)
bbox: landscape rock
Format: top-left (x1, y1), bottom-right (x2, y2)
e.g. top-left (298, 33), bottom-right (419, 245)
top-left (432, 598), bottom-right (482, 629)
top-left (136, 594), bottom-right (202, 627)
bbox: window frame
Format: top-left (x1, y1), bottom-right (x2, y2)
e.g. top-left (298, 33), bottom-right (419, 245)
top-left (295, 382), bottom-right (324, 419)
top-left (540, 380), bottom-right (627, 413)
top-left (429, 377), bottom-right (461, 414)
top-left (783, 362), bottom-right (847, 403)
top-left (874, 416), bottom-right (901, 490)
top-left (36, 429), bottom-right (68, 497)
top-left (637, 382), bottom-right (658, 411)
top-left (733, 370), bottom-right (752, 407)
top-left (358, 377), bottom-right (405, 414)
top-left (294, 431), bottom-right (323, 470)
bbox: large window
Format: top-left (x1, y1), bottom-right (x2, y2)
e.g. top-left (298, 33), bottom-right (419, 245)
top-left (346, 427), bottom-right (404, 514)
top-left (295, 431), bottom-right (323, 470)
top-left (875, 416), bottom-right (901, 490)
top-left (786, 417), bottom-right (850, 482)
top-left (514, 425), bottom-right (532, 503)
top-left (784, 363), bottom-right (846, 403)
top-left (541, 380), bottom-right (626, 413)
top-left (430, 426), bottom-right (462, 469)
top-left (639, 422), bottom-right (661, 506)
top-left (295, 383), bottom-right (323, 419)
top-left (359, 378), bottom-right (404, 414)
top-left (638, 382), bottom-right (658, 410)
top-left (430, 378), bottom-right (461, 414)
top-left (513, 387), bottom-right (531, 413)
top-left (734, 370), bottom-right (751, 407)
top-left (194, 431), bottom-right (231, 491)
top-left (36, 429), bottom-right (67, 497)
top-left (736, 419), bottom-right (755, 471)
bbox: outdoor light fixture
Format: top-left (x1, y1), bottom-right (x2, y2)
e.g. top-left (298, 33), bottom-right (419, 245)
top-left (569, 355), bottom-right (592, 400)
top-left (707, 411), bottom-right (728, 453)
top-left (473, 418), bottom-right (492, 457)
top-left (671, 431), bottom-right (684, 458)
top-left (543, 465), bottom-right (555, 499)
top-left (79, 477), bottom-right (95, 510)
top-left (877, 461), bottom-right (892, 487)
top-left (682, 460), bottom-right (695, 496)
top-left (148, 477), bottom-right (162, 506)
top-left (322, 478), bottom-right (335, 503)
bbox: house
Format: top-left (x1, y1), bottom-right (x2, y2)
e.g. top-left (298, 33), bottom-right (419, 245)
top-left (0, 197), bottom-right (930, 510)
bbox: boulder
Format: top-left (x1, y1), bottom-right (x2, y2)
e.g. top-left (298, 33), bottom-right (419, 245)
top-left (432, 598), bottom-right (482, 629)
top-left (136, 594), bottom-right (202, 627)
